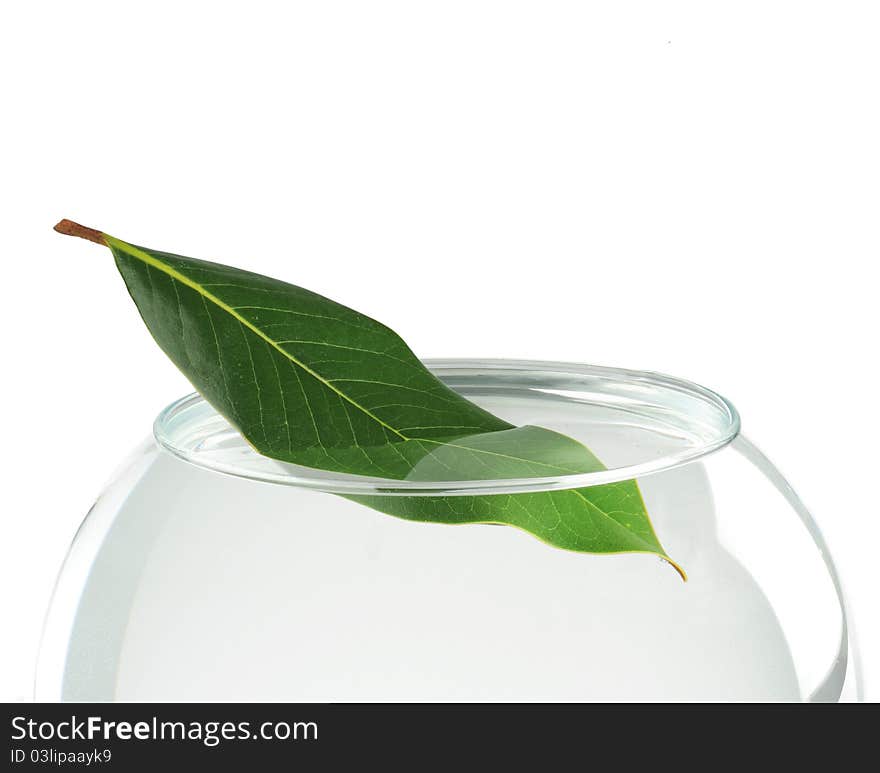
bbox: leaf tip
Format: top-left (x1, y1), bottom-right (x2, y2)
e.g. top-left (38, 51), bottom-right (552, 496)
top-left (54, 219), bottom-right (107, 246)
top-left (664, 555), bottom-right (688, 582)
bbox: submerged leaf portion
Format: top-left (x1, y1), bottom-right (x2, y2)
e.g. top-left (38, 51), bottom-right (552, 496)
top-left (351, 426), bottom-right (684, 579)
top-left (55, 220), bottom-right (684, 578)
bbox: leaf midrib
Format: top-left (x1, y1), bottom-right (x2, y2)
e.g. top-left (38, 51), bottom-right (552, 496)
top-left (106, 235), bottom-right (409, 441)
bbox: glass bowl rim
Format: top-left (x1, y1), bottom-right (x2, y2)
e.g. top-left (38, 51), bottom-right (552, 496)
top-left (153, 358), bottom-right (741, 496)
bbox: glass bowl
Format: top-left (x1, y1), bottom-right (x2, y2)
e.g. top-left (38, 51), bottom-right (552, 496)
top-left (36, 360), bottom-right (858, 701)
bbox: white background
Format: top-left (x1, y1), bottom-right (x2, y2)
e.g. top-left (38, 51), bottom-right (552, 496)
top-left (1, 1), bottom-right (877, 701)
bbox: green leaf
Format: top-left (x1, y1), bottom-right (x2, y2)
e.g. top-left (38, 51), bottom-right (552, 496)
top-left (55, 219), bottom-right (684, 579)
